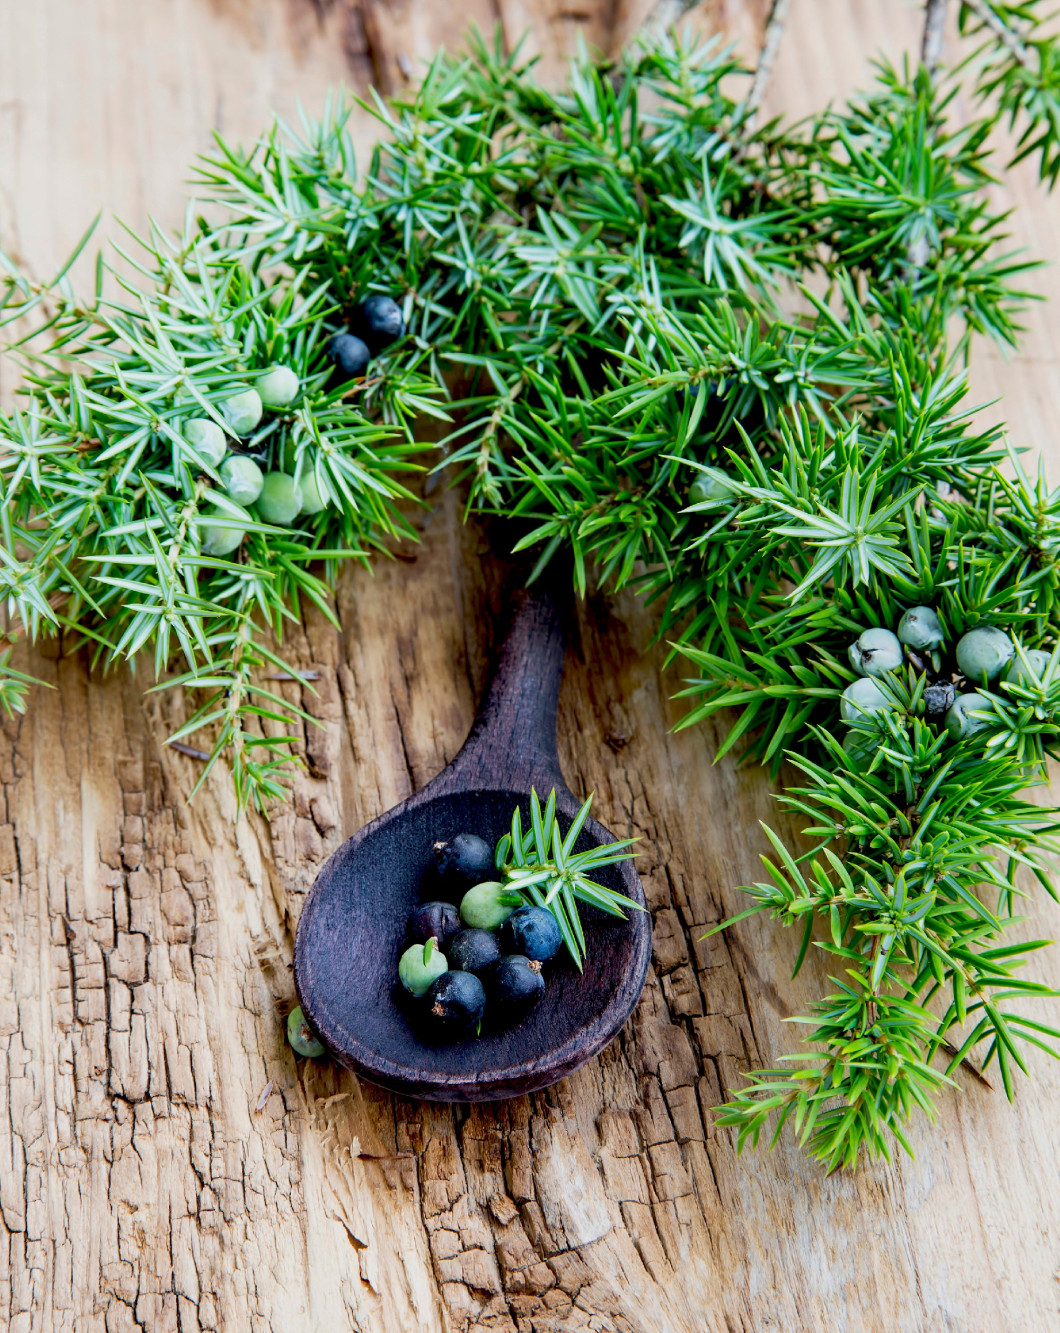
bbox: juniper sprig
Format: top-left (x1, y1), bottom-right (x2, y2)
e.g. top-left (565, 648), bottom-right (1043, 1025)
top-left (0, 213), bottom-right (434, 803)
top-left (4, 6), bottom-right (1060, 1164)
top-left (495, 789), bottom-right (641, 970)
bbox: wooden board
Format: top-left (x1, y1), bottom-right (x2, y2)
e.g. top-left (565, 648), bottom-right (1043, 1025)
top-left (1, 2), bottom-right (1059, 1330)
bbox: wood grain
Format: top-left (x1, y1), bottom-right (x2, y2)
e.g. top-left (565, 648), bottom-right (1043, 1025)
top-left (1, 1), bottom-right (1060, 1331)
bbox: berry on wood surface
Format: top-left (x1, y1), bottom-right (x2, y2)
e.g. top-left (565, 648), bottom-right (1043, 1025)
top-left (406, 901), bottom-right (461, 947)
top-left (459, 881), bottom-right (522, 931)
top-left (287, 1006), bottom-right (325, 1057)
top-left (423, 970), bottom-right (486, 1034)
top-left (446, 927), bottom-right (503, 975)
top-left (485, 955), bottom-right (545, 1011)
top-left (499, 905), bottom-right (562, 962)
top-left (434, 832), bottom-right (495, 890)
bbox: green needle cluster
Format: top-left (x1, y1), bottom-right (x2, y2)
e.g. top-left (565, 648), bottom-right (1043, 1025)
top-left (4, 7), bottom-right (1060, 1163)
top-left (495, 788), bottom-right (641, 970)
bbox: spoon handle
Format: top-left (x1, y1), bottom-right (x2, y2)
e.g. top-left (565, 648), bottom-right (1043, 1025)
top-left (433, 581), bottom-right (568, 798)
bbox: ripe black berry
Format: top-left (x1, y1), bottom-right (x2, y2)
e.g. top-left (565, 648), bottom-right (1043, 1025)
top-left (923, 680), bottom-right (956, 718)
top-left (485, 955), bottom-right (545, 1011)
top-left (499, 905), bottom-right (562, 962)
top-left (327, 332), bottom-right (371, 380)
top-left (447, 928), bottom-right (502, 975)
top-left (423, 970), bottom-right (486, 1034)
top-left (357, 294), bottom-right (405, 350)
top-left (433, 832), bottom-right (495, 890)
top-left (406, 901), bottom-right (460, 947)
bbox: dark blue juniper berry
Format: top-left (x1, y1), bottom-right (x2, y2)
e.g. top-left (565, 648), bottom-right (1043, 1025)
top-left (422, 970), bottom-right (486, 1035)
top-left (923, 680), bottom-right (956, 718)
top-left (434, 832), bottom-right (495, 891)
top-left (447, 928), bottom-right (502, 975)
top-left (499, 905), bottom-right (562, 963)
top-left (357, 294), bottom-right (405, 350)
top-left (327, 332), bottom-right (371, 380)
top-left (485, 955), bottom-right (545, 1012)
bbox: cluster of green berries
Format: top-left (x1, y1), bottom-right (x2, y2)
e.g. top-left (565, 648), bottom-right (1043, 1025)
top-left (841, 606), bottom-right (1051, 741)
top-left (397, 832), bottom-right (562, 1039)
top-left (189, 294), bottom-right (406, 559)
top-left (186, 365), bottom-right (321, 556)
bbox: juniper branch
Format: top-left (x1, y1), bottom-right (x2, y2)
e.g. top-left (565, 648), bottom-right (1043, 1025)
top-left (962, 0), bottom-right (1031, 62)
top-left (922, 0), bottom-right (952, 76)
top-left (745, 0), bottom-right (795, 123)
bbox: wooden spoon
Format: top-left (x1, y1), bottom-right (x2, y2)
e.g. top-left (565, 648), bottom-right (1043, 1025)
top-left (293, 582), bottom-right (652, 1101)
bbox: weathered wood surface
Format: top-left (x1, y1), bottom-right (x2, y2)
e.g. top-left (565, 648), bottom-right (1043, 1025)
top-left (1, 2), bottom-right (1060, 1330)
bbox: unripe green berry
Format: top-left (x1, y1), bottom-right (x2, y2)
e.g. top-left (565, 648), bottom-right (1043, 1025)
top-left (842, 729), bottom-right (874, 770)
top-left (220, 454), bottom-right (264, 505)
top-left (256, 472), bottom-right (302, 525)
top-left (1004, 648), bottom-right (1051, 686)
top-left (459, 881), bottom-right (523, 931)
top-left (298, 471), bottom-right (328, 515)
top-left (955, 626), bottom-right (1014, 683)
top-left (688, 468), bottom-right (735, 507)
top-left (848, 627), bottom-right (903, 678)
top-left (183, 417), bottom-right (227, 469)
top-left (257, 365), bottom-right (300, 408)
top-left (944, 691), bottom-right (995, 739)
top-left (200, 505), bottom-right (250, 556)
top-left (897, 605), bottom-right (944, 651)
top-left (220, 387), bottom-right (263, 436)
top-left (287, 1005), bottom-right (325, 1057)
top-left (840, 676), bottom-right (894, 723)
top-left (398, 939), bottom-right (448, 996)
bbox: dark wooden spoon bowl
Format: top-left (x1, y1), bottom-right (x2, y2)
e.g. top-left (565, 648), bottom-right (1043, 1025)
top-left (293, 584), bottom-right (652, 1101)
